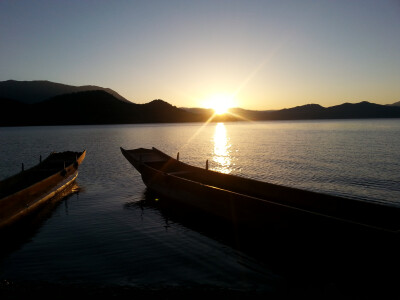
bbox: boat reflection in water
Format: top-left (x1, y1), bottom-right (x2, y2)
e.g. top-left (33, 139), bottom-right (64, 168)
top-left (0, 182), bottom-right (81, 257)
top-left (212, 123), bottom-right (232, 174)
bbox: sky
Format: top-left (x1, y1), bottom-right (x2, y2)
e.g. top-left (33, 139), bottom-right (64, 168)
top-left (1, 0), bottom-right (399, 110)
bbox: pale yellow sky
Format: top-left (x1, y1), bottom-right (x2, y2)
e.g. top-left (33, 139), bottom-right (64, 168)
top-left (1, 0), bottom-right (399, 110)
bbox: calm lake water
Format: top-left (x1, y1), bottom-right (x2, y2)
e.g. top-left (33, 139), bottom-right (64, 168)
top-left (1, 119), bottom-right (400, 298)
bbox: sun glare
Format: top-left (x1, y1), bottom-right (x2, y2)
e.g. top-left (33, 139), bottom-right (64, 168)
top-left (204, 94), bottom-right (235, 115)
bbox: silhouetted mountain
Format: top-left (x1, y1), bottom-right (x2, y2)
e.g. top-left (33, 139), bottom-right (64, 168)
top-left (0, 91), bottom-right (202, 126)
top-left (228, 108), bottom-right (276, 120)
top-left (186, 102), bottom-right (400, 121)
top-left (0, 80), bottom-right (129, 104)
top-left (261, 104), bottom-right (324, 120)
top-left (183, 107), bottom-right (270, 121)
top-left (181, 107), bottom-right (239, 121)
top-left (1, 88), bottom-right (400, 126)
top-left (325, 101), bottom-right (400, 119)
top-left (324, 101), bottom-right (396, 119)
top-left (260, 101), bottom-right (400, 120)
top-left (181, 107), bottom-right (214, 115)
top-left (389, 101), bottom-right (400, 106)
top-left (0, 98), bottom-right (29, 126)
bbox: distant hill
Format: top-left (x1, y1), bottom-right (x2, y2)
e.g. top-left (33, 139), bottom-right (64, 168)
top-left (1, 79), bottom-right (400, 126)
top-left (185, 102), bottom-right (400, 121)
top-left (181, 107), bottom-right (240, 121)
top-left (0, 80), bottom-right (129, 104)
top-left (389, 101), bottom-right (400, 106)
top-left (186, 102), bottom-right (400, 121)
top-left (182, 107), bottom-right (276, 121)
top-left (228, 107), bottom-right (276, 120)
top-left (265, 101), bottom-right (400, 120)
top-left (0, 91), bottom-right (202, 126)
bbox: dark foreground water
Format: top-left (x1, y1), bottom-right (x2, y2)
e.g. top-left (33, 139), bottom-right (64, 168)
top-left (0, 119), bottom-right (400, 299)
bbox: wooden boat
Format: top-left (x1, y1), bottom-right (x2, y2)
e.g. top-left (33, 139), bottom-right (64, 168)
top-left (0, 150), bottom-right (86, 230)
top-left (121, 147), bottom-right (400, 238)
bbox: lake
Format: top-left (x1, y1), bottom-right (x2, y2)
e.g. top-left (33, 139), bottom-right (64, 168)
top-left (1, 119), bottom-right (400, 298)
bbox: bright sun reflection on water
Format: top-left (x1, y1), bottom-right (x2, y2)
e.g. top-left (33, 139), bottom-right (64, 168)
top-left (212, 123), bottom-right (232, 174)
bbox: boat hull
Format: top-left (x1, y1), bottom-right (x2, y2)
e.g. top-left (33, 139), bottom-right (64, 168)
top-left (139, 161), bottom-right (390, 238)
top-left (0, 150), bottom-right (86, 230)
top-left (121, 147), bottom-right (400, 239)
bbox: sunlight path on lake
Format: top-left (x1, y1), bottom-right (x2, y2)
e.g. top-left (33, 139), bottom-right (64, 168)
top-left (212, 123), bottom-right (232, 174)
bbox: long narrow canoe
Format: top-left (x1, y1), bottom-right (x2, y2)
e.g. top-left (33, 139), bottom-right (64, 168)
top-left (0, 150), bottom-right (86, 230)
top-left (121, 147), bottom-right (400, 237)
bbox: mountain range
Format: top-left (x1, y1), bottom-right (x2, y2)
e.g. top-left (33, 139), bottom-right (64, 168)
top-left (1, 80), bottom-right (399, 126)
top-left (0, 80), bottom-right (128, 104)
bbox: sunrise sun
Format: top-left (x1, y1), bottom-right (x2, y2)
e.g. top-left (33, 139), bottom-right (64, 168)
top-left (204, 94), bottom-right (236, 115)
